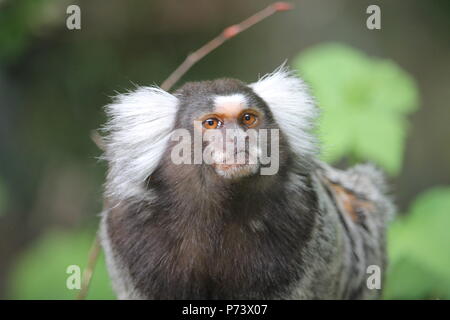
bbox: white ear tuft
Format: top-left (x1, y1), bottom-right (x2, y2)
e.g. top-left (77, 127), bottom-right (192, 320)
top-left (102, 86), bottom-right (178, 200)
top-left (249, 66), bottom-right (319, 163)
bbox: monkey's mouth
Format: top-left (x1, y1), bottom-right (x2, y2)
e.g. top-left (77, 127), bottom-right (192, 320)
top-left (212, 163), bottom-right (259, 179)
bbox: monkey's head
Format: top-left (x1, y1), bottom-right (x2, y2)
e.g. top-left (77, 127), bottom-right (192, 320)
top-left (103, 67), bottom-right (318, 200)
top-left (172, 78), bottom-right (283, 180)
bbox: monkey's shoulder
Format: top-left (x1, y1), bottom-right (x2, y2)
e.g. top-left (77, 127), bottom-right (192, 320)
top-left (314, 161), bottom-right (394, 225)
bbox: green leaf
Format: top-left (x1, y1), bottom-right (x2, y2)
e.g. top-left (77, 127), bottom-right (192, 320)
top-left (383, 255), bottom-right (442, 300)
top-left (318, 108), bottom-right (355, 162)
top-left (385, 187), bottom-right (450, 299)
top-left (352, 112), bottom-right (407, 174)
top-left (293, 43), bottom-right (419, 175)
top-left (368, 60), bottom-right (419, 114)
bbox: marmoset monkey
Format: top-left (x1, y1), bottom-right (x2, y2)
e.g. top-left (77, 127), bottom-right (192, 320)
top-left (99, 68), bottom-right (393, 299)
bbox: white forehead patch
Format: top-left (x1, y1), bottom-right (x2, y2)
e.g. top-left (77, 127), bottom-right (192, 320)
top-left (213, 94), bottom-right (247, 109)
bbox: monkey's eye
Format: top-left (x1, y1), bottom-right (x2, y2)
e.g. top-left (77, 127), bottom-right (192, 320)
top-left (241, 113), bottom-right (258, 127)
top-left (203, 118), bottom-right (222, 129)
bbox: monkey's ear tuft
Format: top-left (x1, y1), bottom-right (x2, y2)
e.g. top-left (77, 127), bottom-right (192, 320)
top-left (102, 87), bottom-right (178, 200)
top-left (250, 66), bottom-right (319, 162)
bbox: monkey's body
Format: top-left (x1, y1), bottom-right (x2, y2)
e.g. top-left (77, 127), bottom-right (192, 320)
top-left (100, 69), bottom-right (393, 299)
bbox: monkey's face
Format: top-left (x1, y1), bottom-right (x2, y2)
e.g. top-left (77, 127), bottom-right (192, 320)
top-left (173, 79), bottom-right (281, 180)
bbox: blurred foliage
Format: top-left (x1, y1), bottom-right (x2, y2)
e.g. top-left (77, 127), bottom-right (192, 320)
top-left (385, 187), bottom-right (450, 299)
top-left (294, 43), bottom-right (419, 175)
top-left (10, 229), bottom-right (115, 300)
top-left (0, 0), bottom-right (64, 63)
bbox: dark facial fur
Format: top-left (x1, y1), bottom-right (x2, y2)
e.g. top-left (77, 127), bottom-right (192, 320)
top-left (174, 79), bottom-right (284, 179)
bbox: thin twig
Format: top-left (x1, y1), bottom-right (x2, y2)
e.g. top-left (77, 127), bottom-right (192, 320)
top-left (76, 235), bottom-right (101, 300)
top-left (82, 2), bottom-right (293, 300)
top-left (160, 2), bottom-right (293, 91)
top-left (90, 130), bottom-right (105, 151)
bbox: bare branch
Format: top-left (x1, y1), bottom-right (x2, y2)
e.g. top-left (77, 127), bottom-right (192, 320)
top-left (160, 2), bottom-right (293, 91)
top-left (90, 130), bottom-right (105, 151)
top-left (76, 235), bottom-right (101, 300)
